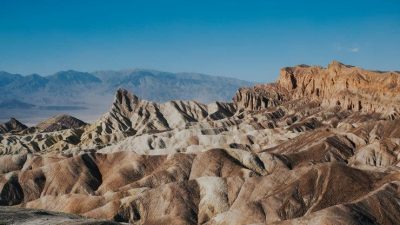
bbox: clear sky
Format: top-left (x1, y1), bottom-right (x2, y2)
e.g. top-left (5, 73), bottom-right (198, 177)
top-left (0, 0), bottom-right (399, 82)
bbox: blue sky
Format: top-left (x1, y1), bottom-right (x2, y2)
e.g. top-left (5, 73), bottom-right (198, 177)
top-left (0, 0), bottom-right (399, 82)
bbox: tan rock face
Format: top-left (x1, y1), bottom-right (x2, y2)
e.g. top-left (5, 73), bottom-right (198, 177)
top-left (1, 61), bottom-right (400, 224)
top-left (235, 61), bottom-right (400, 113)
top-left (277, 61), bottom-right (400, 113)
top-left (233, 84), bottom-right (289, 111)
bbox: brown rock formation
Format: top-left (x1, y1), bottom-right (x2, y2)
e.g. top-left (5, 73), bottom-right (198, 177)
top-left (35, 114), bottom-right (87, 132)
top-left (233, 84), bottom-right (289, 111)
top-left (279, 61), bottom-right (400, 113)
top-left (234, 61), bottom-right (400, 114)
top-left (0, 118), bottom-right (27, 134)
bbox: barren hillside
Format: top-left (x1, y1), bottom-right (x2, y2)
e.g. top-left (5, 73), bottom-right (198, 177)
top-left (1, 61), bottom-right (400, 225)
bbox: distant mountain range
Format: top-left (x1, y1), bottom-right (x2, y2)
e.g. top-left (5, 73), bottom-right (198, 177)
top-left (0, 99), bottom-right (86, 110)
top-left (0, 69), bottom-right (253, 105)
top-left (0, 69), bottom-right (253, 124)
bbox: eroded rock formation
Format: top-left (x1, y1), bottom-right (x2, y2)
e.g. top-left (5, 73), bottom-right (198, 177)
top-left (1, 61), bottom-right (400, 224)
top-left (0, 118), bottom-right (27, 134)
top-left (235, 61), bottom-right (400, 114)
top-left (35, 114), bottom-right (87, 133)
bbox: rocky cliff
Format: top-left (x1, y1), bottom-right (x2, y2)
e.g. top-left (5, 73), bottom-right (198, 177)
top-left (279, 61), bottom-right (400, 113)
top-left (235, 61), bottom-right (400, 114)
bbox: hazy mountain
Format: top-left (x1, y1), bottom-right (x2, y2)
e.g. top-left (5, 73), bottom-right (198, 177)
top-left (0, 99), bottom-right (35, 109)
top-left (0, 69), bottom-right (252, 105)
top-left (0, 69), bottom-right (253, 124)
top-left (93, 69), bottom-right (253, 102)
top-left (0, 99), bottom-right (86, 110)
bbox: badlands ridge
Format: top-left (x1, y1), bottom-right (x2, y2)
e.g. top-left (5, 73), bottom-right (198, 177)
top-left (1, 61), bottom-right (400, 224)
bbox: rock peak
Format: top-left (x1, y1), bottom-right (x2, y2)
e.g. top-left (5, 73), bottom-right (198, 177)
top-left (0, 117), bottom-right (28, 134)
top-left (328, 60), bottom-right (345, 67)
top-left (114, 88), bottom-right (140, 109)
top-left (9, 117), bottom-right (19, 122)
top-left (327, 60), bottom-right (354, 72)
top-left (36, 114), bottom-right (87, 132)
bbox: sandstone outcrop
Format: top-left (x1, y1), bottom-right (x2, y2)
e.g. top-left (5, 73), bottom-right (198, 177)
top-left (234, 61), bottom-right (400, 114)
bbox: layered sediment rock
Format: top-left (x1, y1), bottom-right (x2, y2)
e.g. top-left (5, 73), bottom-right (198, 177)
top-left (277, 61), bottom-right (400, 113)
top-left (233, 84), bottom-right (289, 111)
top-left (234, 61), bottom-right (400, 114)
